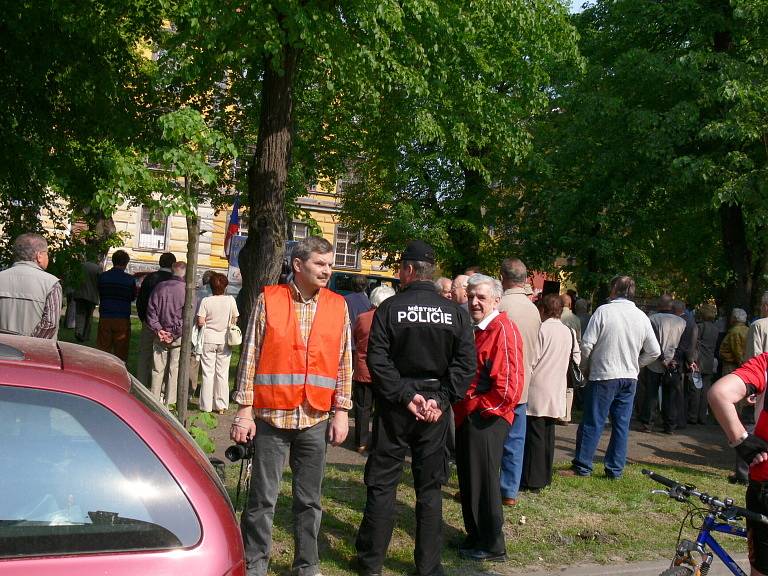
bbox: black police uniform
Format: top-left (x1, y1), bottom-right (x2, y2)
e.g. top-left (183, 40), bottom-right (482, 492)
top-left (355, 280), bottom-right (476, 576)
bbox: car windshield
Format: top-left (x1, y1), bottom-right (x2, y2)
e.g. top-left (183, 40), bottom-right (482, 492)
top-left (0, 385), bottom-right (201, 557)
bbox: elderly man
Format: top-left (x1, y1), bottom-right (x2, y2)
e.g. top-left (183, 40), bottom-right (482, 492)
top-left (454, 274), bottom-right (523, 563)
top-left (231, 236), bottom-right (352, 576)
top-left (639, 295), bottom-right (686, 434)
top-left (562, 275), bottom-right (660, 479)
top-left (136, 251), bottom-right (177, 386)
top-left (146, 261), bottom-right (186, 407)
top-left (451, 274), bottom-right (469, 308)
top-left (0, 233), bottom-right (61, 339)
top-left (498, 257), bottom-right (540, 505)
top-left (355, 240), bottom-right (475, 576)
top-left (434, 277), bottom-right (452, 299)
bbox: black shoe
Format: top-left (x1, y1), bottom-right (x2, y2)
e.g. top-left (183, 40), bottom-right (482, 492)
top-left (461, 549), bottom-right (507, 563)
top-left (728, 474), bottom-right (748, 486)
top-left (662, 428), bottom-right (674, 435)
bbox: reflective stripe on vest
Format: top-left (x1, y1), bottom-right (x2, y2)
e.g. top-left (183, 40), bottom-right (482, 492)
top-left (254, 284), bottom-right (346, 411)
top-left (254, 373), bottom-right (337, 390)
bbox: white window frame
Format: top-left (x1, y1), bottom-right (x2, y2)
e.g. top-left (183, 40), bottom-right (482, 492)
top-left (291, 222), bottom-right (309, 241)
top-left (137, 206), bottom-right (168, 251)
top-left (238, 210), bottom-right (249, 237)
top-left (334, 226), bottom-right (360, 269)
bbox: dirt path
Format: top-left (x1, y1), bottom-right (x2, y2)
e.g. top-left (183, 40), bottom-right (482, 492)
top-left (210, 412), bottom-right (737, 473)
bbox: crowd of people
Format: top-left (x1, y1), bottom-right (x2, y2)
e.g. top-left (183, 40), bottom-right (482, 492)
top-left (0, 233), bottom-right (238, 414)
top-left (5, 231), bottom-right (768, 575)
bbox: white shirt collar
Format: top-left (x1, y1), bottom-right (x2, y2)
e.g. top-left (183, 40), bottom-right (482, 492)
top-left (475, 309), bottom-right (500, 330)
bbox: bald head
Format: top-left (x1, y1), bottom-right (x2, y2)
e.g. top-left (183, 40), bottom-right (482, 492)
top-left (657, 294), bottom-right (673, 313)
top-left (451, 275), bottom-right (469, 304)
top-left (500, 258), bottom-right (527, 288)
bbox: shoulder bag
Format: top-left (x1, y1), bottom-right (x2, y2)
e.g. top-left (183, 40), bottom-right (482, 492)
top-left (226, 302), bottom-right (242, 347)
top-left (567, 328), bottom-right (585, 389)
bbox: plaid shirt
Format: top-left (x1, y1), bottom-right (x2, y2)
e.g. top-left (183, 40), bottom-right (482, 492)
top-left (234, 283), bottom-right (353, 430)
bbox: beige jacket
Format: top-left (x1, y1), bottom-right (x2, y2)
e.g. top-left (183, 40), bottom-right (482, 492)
top-left (527, 319), bottom-right (581, 418)
top-left (499, 287), bottom-right (541, 404)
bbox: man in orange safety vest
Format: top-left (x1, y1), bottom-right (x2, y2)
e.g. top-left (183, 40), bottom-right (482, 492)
top-left (231, 236), bottom-right (352, 576)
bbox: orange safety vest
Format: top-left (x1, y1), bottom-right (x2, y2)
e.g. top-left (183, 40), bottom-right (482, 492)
top-left (254, 284), bottom-right (346, 411)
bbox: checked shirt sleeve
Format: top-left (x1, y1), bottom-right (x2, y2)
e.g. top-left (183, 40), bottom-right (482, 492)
top-left (234, 294), bottom-right (266, 407)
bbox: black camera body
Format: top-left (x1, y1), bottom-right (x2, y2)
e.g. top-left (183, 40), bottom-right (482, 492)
top-left (225, 441), bottom-right (255, 462)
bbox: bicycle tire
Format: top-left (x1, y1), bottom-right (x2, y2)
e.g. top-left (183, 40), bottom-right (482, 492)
top-left (658, 567), bottom-right (693, 576)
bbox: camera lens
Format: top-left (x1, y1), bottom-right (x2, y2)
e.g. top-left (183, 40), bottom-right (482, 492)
top-left (225, 444), bottom-right (247, 462)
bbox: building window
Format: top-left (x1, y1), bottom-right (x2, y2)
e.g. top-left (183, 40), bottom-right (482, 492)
top-left (291, 222), bottom-right (309, 241)
top-left (334, 227), bottom-right (359, 269)
top-left (138, 206), bottom-right (167, 250)
top-left (238, 211), bottom-right (249, 237)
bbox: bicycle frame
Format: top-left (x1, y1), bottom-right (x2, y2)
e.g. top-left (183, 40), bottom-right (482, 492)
top-left (679, 511), bottom-right (748, 576)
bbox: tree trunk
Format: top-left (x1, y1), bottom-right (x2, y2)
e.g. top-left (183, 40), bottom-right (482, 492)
top-left (177, 182), bottom-right (199, 426)
top-left (448, 166), bottom-right (485, 276)
top-left (712, 4), bottom-right (753, 314)
top-left (238, 42), bottom-right (301, 325)
top-left (719, 203), bottom-right (752, 312)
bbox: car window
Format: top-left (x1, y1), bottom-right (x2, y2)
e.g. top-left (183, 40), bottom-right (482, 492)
top-left (129, 375), bottom-right (232, 508)
top-left (0, 385), bottom-right (201, 558)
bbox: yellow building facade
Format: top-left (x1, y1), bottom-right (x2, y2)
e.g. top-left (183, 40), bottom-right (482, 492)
top-left (107, 181), bottom-right (393, 282)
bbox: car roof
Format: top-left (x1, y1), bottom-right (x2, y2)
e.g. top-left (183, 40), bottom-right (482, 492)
top-left (0, 334), bottom-right (131, 391)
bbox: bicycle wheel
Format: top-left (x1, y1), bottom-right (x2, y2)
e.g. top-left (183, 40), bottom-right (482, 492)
top-left (658, 567), bottom-right (693, 576)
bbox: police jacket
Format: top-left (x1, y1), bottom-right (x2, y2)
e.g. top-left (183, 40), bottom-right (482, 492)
top-left (366, 280), bottom-right (476, 409)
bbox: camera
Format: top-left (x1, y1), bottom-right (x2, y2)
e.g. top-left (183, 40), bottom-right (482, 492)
top-left (225, 441), bottom-right (255, 462)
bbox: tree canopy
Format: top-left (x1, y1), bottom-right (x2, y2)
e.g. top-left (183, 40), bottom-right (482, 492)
top-left (0, 0), bottom-right (166, 266)
top-left (499, 0), bottom-right (768, 308)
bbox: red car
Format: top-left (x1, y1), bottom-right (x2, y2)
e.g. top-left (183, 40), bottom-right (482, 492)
top-left (0, 334), bottom-right (245, 575)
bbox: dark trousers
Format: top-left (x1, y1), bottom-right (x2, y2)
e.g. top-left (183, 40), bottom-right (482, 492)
top-left (241, 419), bottom-right (328, 576)
top-left (687, 373), bottom-right (713, 424)
top-left (356, 399), bottom-right (449, 576)
top-left (353, 381), bottom-right (374, 449)
top-left (521, 415), bottom-right (556, 490)
top-left (640, 370), bottom-right (682, 432)
top-left (74, 299), bottom-right (96, 342)
top-left (456, 413), bottom-right (509, 555)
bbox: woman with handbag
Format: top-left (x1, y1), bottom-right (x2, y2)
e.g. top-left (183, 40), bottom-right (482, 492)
top-left (196, 273), bottom-right (239, 414)
top-left (521, 293), bottom-right (581, 492)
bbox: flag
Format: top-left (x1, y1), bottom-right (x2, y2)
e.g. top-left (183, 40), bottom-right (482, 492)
top-left (224, 196), bottom-right (240, 259)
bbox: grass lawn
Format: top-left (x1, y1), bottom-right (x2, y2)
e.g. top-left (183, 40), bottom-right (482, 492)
top-left (222, 460), bottom-right (748, 575)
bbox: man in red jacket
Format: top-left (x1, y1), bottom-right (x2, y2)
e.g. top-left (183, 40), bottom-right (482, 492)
top-left (453, 273), bottom-right (524, 563)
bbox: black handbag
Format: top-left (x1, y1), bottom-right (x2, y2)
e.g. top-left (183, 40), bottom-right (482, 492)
top-left (567, 328), bottom-right (585, 389)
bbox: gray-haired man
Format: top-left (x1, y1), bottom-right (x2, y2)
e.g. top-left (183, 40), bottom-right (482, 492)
top-left (0, 233), bottom-right (62, 339)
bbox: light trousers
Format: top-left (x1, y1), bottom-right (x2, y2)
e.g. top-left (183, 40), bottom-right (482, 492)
top-left (199, 342), bottom-right (231, 412)
top-left (151, 336), bottom-right (181, 406)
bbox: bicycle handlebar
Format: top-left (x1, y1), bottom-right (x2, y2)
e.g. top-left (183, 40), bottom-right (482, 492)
top-left (641, 468), bottom-right (768, 526)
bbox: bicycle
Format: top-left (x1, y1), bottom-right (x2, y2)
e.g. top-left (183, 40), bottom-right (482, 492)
top-left (643, 468), bottom-right (768, 576)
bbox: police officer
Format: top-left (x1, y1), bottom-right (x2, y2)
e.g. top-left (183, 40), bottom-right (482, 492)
top-left (355, 240), bottom-right (476, 576)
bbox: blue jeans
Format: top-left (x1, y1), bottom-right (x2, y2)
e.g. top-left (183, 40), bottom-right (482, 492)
top-left (572, 379), bottom-right (636, 478)
top-left (500, 402), bottom-right (527, 499)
